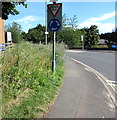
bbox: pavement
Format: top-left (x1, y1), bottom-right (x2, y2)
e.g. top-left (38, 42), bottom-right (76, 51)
top-left (44, 58), bottom-right (115, 118)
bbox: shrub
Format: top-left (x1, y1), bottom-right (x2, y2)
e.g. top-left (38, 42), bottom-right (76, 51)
top-left (1, 41), bottom-right (65, 118)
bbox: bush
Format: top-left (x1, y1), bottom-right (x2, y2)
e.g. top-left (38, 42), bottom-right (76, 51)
top-left (5, 22), bottom-right (23, 43)
top-left (1, 41), bottom-right (65, 118)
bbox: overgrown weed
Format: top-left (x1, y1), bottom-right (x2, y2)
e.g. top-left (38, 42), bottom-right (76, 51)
top-left (1, 41), bottom-right (65, 118)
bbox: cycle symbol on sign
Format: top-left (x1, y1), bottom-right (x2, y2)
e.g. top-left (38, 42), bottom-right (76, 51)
top-left (48, 19), bottom-right (61, 32)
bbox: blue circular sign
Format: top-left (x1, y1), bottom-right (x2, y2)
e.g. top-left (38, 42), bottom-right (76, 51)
top-left (48, 19), bottom-right (61, 32)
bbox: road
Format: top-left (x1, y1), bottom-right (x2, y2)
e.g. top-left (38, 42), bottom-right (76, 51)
top-left (45, 50), bottom-right (116, 118)
top-left (67, 50), bottom-right (116, 81)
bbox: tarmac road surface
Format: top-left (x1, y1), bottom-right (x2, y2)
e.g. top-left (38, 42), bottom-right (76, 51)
top-left (45, 58), bottom-right (115, 118)
top-left (67, 50), bottom-right (116, 82)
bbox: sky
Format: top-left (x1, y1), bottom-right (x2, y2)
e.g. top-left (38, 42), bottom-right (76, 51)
top-left (5, 2), bottom-right (116, 34)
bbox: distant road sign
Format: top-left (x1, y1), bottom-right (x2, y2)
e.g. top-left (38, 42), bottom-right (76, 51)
top-left (7, 32), bottom-right (12, 42)
top-left (47, 3), bottom-right (62, 32)
top-left (48, 19), bottom-right (61, 32)
top-left (112, 45), bottom-right (117, 48)
top-left (48, 3), bottom-right (62, 17)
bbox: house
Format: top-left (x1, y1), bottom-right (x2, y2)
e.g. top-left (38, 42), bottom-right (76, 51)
top-left (0, 17), bottom-right (5, 44)
top-left (0, 17), bottom-right (6, 51)
top-left (98, 39), bottom-right (106, 45)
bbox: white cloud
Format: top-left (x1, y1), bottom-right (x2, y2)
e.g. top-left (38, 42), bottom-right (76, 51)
top-left (78, 11), bottom-right (115, 34)
top-left (11, 16), bottom-right (44, 32)
top-left (88, 11), bottom-right (115, 22)
top-left (15, 16), bottom-right (43, 23)
top-left (98, 23), bottom-right (115, 33)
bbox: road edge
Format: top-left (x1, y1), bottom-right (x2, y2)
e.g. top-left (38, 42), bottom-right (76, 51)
top-left (69, 57), bottom-right (117, 108)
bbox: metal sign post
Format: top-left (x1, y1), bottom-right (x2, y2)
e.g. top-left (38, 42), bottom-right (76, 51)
top-left (47, 2), bottom-right (62, 73)
top-left (52, 32), bottom-right (56, 72)
top-left (81, 35), bottom-right (84, 50)
top-left (45, 0), bottom-right (48, 45)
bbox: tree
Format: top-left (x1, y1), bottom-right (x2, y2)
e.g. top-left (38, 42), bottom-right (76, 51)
top-left (62, 14), bottom-right (69, 28)
top-left (72, 29), bottom-right (83, 48)
top-left (5, 22), bottom-right (23, 43)
top-left (57, 28), bottom-right (74, 47)
top-left (83, 25), bottom-right (99, 48)
top-left (26, 24), bottom-right (45, 43)
top-left (62, 14), bottom-right (78, 30)
top-left (1, 1), bottom-right (27, 20)
top-left (100, 32), bottom-right (117, 48)
top-left (58, 14), bottom-right (100, 48)
top-left (57, 14), bottom-right (80, 48)
top-left (68, 15), bottom-right (78, 30)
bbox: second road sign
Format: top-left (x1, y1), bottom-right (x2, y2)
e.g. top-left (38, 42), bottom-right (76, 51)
top-left (47, 3), bottom-right (62, 32)
top-left (48, 19), bottom-right (61, 32)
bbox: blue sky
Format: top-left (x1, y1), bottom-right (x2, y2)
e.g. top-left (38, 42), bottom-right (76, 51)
top-left (5, 2), bottom-right (115, 34)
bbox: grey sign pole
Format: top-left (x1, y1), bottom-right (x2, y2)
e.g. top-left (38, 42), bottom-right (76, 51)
top-left (52, 2), bottom-right (56, 73)
top-left (45, 0), bottom-right (48, 45)
top-left (52, 32), bottom-right (56, 72)
top-left (47, 2), bottom-right (62, 73)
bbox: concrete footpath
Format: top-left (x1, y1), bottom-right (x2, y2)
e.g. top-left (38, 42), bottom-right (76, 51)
top-left (44, 58), bottom-right (115, 118)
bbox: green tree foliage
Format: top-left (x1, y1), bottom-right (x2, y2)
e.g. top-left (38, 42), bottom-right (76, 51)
top-left (68, 15), bottom-right (78, 30)
top-left (57, 14), bottom-right (82, 48)
top-left (82, 25), bottom-right (100, 48)
top-left (58, 14), bottom-right (100, 48)
top-left (73, 29), bottom-right (83, 47)
top-left (62, 14), bottom-right (69, 28)
top-left (26, 24), bottom-right (45, 43)
top-left (62, 14), bottom-right (78, 29)
top-left (20, 13), bottom-right (99, 48)
top-left (100, 31), bottom-right (117, 48)
top-left (57, 28), bottom-right (74, 47)
top-left (5, 22), bottom-right (23, 43)
top-left (1, 1), bottom-right (27, 20)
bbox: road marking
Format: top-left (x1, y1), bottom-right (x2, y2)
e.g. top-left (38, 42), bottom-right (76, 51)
top-left (85, 67), bottom-right (92, 72)
top-left (107, 81), bottom-right (117, 92)
top-left (107, 81), bottom-right (117, 84)
top-left (66, 50), bottom-right (85, 53)
top-left (70, 57), bottom-right (117, 107)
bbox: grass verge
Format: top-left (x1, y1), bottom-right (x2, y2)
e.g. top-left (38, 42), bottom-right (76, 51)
top-left (1, 41), bottom-right (65, 118)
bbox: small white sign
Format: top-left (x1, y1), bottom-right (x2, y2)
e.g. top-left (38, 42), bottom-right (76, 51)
top-left (45, 31), bottom-right (49, 34)
top-left (7, 32), bottom-right (12, 42)
top-left (81, 35), bottom-right (83, 41)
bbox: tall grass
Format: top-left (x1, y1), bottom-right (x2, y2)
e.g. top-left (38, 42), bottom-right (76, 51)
top-left (1, 41), bottom-right (65, 118)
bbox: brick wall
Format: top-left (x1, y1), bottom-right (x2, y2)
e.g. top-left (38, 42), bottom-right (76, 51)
top-left (0, 17), bottom-right (5, 44)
